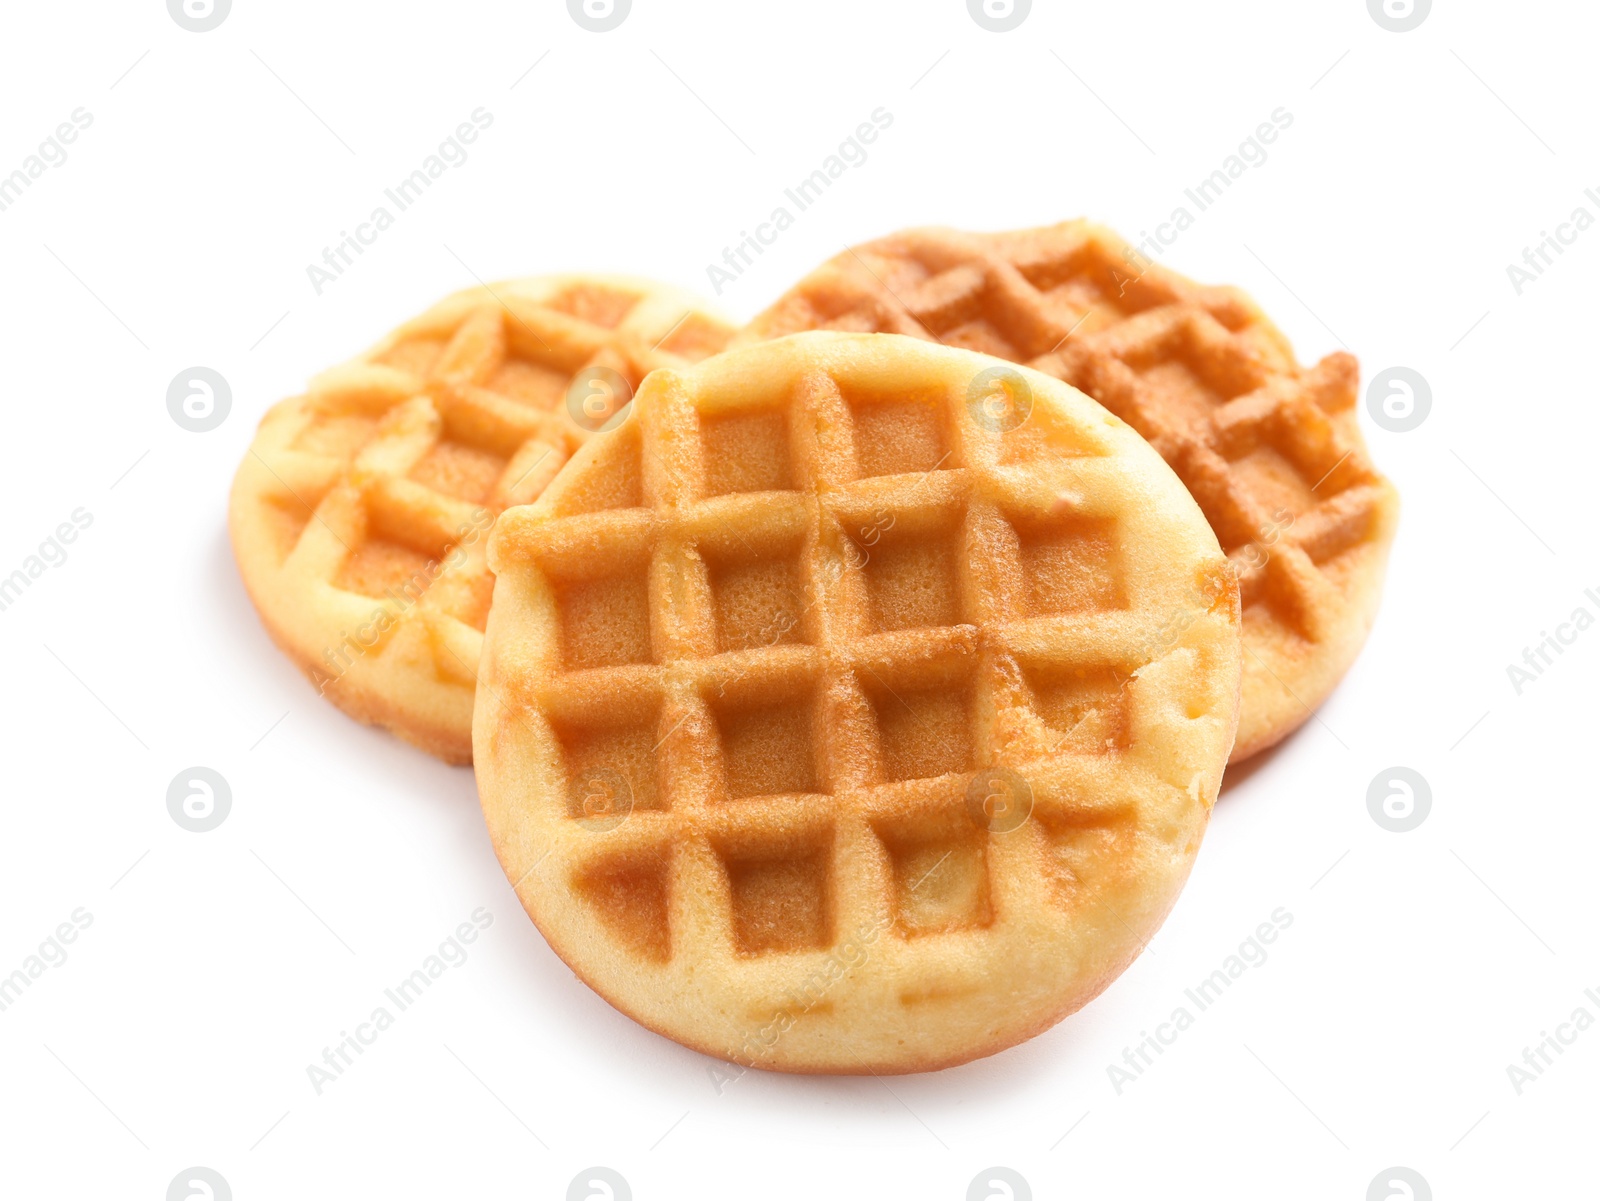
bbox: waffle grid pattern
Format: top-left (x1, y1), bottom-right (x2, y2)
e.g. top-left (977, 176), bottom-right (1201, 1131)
top-left (739, 225), bottom-right (1398, 759)
top-left (232, 277), bottom-right (732, 762)
top-left (480, 335), bottom-right (1240, 1069)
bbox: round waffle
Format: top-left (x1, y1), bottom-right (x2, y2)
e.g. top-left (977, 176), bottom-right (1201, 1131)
top-left (229, 275), bottom-right (733, 764)
top-left (474, 331), bottom-right (1242, 1073)
top-left (738, 223), bottom-right (1399, 762)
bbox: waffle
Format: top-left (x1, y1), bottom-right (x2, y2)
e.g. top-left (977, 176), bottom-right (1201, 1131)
top-left (738, 223), bottom-right (1399, 761)
top-left (474, 332), bottom-right (1242, 1073)
top-left (229, 275), bottom-right (733, 764)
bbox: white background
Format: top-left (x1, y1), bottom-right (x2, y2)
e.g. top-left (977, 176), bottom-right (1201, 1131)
top-left (1, 1), bottom-right (1593, 1197)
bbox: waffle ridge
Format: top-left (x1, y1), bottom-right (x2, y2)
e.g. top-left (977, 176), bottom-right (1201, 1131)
top-left (229, 275), bottom-right (733, 763)
top-left (476, 332), bottom-right (1242, 1073)
top-left (738, 224), bottom-right (1399, 760)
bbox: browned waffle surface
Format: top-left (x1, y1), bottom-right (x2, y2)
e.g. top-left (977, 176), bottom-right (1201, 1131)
top-left (229, 276), bottom-right (733, 763)
top-left (475, 332), bottom-right (1242, 1073)
top-left (738, 224), bottom-right (1399, 761)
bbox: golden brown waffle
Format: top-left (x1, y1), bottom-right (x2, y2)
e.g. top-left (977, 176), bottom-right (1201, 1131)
top-left (474, 332), bottom-right (1241, 1073)
top-left (229, 275), bottom-right (733, 763)
top-left (739, 223), bottom-right (1399, 761)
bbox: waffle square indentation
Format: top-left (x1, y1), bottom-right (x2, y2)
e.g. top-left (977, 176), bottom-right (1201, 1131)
top-left (292, 412), bottom-right (381, 459)
top-left (1035, 809), bottom-right (1135, 908)
top-left (373, 337), bottom-right (447, 379)
top-left (553, 709), bottom-right (662, 815)
top-left (713, 695), bottom-right (821, 801)
top-left (658, 312), bottom-right (732, 359)
top-left (260, 495), bottom-right (314, 565)
top-left (335, 539), bottom-right (436, 599)
top-left (720, 836), bottom-right (832, 955)
top-left (847, 389), bottom-right (951, 478)
top-left (867, 674), bottom-right (976, 784)
top-left (555, 569), bottom-right (652, 670)
top-left (706, 543), bottom-right (807, 653)
top-left (876, 814), bottom-right (993, 936)
top-left (482, 357), bottom-right (571, 411)
top-left (854, 521), bottom-right (963, 633)
top-left (1013, 515), bottom-right (1124, 615)
top-left (1025, 664), bottom-right (1130, 755)
top-left (702, 410), bottom-right (794, 497)
top-left (407, 440), bottom-right (506, 503)
top-left (548, 283), bottom-right (639, 328)
top-left (574, 847), bottom-right (671, 963)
